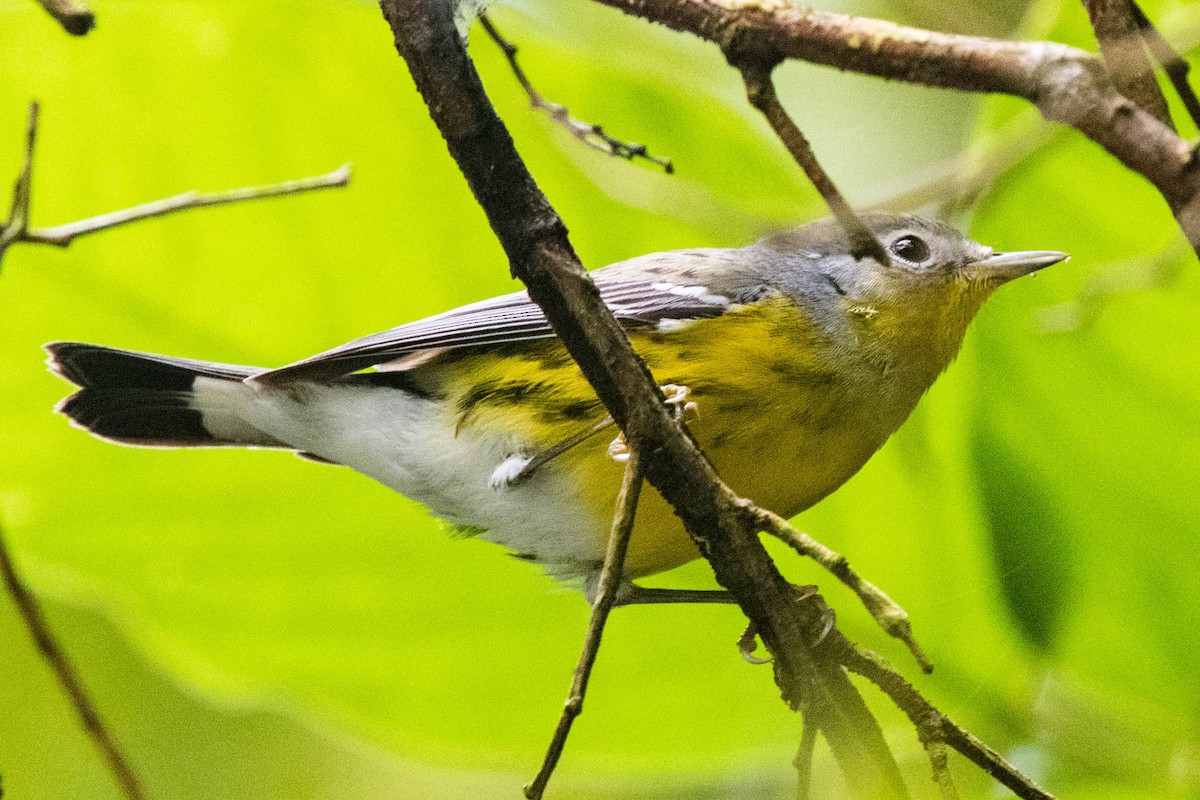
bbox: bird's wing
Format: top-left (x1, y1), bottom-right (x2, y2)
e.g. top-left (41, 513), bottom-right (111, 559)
top-left (252, 249), bottom-right (769, 385)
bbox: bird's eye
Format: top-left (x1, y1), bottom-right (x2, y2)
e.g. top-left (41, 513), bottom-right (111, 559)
top-left (889, 234), bottom-right (931, 264)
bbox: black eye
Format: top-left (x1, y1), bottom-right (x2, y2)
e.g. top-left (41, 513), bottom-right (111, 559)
top-left (890, 234), bottom-right (931, 264)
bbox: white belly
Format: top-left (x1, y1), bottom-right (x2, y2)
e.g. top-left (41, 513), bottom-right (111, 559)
top-left (198, 378), bottom-right (609, 576)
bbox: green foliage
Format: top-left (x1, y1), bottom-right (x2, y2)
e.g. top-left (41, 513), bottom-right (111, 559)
top-left (1, 0), bottom-right (1198, 798)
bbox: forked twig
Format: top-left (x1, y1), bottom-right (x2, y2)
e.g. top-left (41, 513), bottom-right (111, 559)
top-left (478, 14), bottom-right (674, 173)
top-left (751, 506), bottom-right (931, 673)
top-left (0, 522), bottom-right (147, 800)
top-left (0, 102), bottom-right (351, 268)
top-left (525, 449), bottom-right (644, 800)
top-left (836, 639), bottom-right (1054, 800)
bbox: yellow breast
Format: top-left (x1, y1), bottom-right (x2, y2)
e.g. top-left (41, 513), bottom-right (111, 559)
top-left (426, 296), bottom-right (905, 579)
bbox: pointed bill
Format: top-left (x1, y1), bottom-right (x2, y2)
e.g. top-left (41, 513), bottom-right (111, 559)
top-left (971, 249), bottom-right (1069, 283)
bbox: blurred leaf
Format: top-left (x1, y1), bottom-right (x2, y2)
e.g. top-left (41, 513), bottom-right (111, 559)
top-left (963, 0), bottom-right (1200, 794)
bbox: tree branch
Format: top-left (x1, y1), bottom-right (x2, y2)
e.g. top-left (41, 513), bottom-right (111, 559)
top-left (591, 0), bottom-right (1200, 254)
top-left (837, 639), bottom-right (1054, 800)
top-left (478, 14), bottom-right (674, 173)
top-left (754, 507), bottom-right (930, 673)
top-left (0, 102), bottom-right (351, 270)
top-left (31, 0), bottom-right (94, 36)
top-left (24, 164), bottom-right (352, 247)
top-left (526, 449), bottom-right (644, 800)
top-left (376, 1), bottom-right (908, 795)
top-left (1130, 1), bottom-right (1200, 130)
top-left (0, 522), bottom-right (147, 800)
top-left (736, 63), bottom-right (887, 262)
top-left (1082, 0), bottom-right (1171, 127)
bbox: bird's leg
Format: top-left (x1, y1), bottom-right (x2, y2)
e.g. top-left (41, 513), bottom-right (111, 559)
top-left (608, 583), bottom-right (735, 605)
top-left (491, 415), bottom-right (615, 488)
top-left (496, 384), bottom-right (696, 487)
top-left (734, 585), bottom-right (834, 664)
top-left (607, 383), bottom-right (697, 463)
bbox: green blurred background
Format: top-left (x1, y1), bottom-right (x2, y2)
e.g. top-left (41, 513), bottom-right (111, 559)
top-left (2, 0), bottom-right (1199, 797)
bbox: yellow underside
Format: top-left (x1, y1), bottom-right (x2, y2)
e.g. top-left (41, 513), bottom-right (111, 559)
top-left (427, 296), bottom-right (888, 578)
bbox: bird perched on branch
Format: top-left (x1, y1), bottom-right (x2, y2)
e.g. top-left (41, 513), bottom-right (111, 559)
top-left (46, 213), bottom-right (1064, 602)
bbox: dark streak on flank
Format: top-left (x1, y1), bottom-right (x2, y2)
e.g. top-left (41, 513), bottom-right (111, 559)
top-left (767, 360), bottom-right (837, 389)
top-left (557, 398), bottom-right (603, 422)
top-left (455, 379), bottom-right (553, 432)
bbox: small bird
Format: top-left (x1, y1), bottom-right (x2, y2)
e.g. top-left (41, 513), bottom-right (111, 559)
top-left (46, 214), bottom-right (1064, 601)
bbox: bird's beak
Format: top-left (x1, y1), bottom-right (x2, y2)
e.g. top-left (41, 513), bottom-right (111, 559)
top-left (970, 249), bottom-right (1069, 283)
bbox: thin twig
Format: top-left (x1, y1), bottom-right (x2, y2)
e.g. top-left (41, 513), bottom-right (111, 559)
top-left (478, 14), bottom-right (674, 173)
top-left (0, 522), bottom-right (147, 800)
top-left (0, 101), bottom-right (39, 258)
top-left (0, 102), bottom-right (351, 268)
top-left (525, 449), bottom-right (644, 800)
top-left (1130, 1), bottom-right (1200, 130)
top-left (24, 163), bottom-right (352, 246)
top-left (922, 725), bottom-right (961, 800)
top-left (836, 638), bottom-right (1054, 800)
top-left (32, 0), bottom-right (94, 36)
top-left (793, 714), bottom-right (819, 800)
top-left (753, 507), bottom-right (931, 673)
top-left (736, 65), bottom-right (888, 263)
top-left (1082, 0), bottom-right (1171, 127)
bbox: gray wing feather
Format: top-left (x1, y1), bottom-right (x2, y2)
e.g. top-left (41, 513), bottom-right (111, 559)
top-left (253, 249), bottom-right (768, 385)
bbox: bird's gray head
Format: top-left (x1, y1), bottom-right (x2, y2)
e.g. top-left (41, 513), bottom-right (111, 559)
top-left (756, 212), bottom-right (1067, 371)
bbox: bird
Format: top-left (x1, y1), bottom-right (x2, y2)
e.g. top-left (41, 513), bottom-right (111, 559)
top-left (45, 213), bottom-right (1065, 603)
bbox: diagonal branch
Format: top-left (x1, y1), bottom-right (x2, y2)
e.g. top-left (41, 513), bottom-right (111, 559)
top-left (836, 638), bottom-right (1054, 800)
top-left (23, 164), bottom-right (352, 247)
top-left (1, 521), bottom-right (147, 800)
top-left (376, 1), bottom-right (908, 796)
top-left (736, 63), bottom-right (887, 262)
top-left (753, 507), bottom-right (930, 673)
top-left (1082, 0), bottom-right (1172, 127)
top-left (525, 449), bottom-right (644, 800)
top-left (1129, 1), bottom-right (1200, 130)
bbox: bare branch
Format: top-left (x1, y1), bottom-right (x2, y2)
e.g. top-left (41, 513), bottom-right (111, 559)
top-left (479, 15), bottom-right (674, 173)
top-left (24, 164), bottom-right (352, 247)
top-left (590, 0), bottom-right (1200, 253)
top-left (31, 0), bottom-right (94, 36)
top-left (736, 64), bottom-right (887, 263)
top-left (836, 639), bottom-right (1054, 800)
top-left (0, 522), bottom-right (147, 800)
top-left (525, 450), bottom-right (644, 800)
top-left (0, 102), bottom-right (351, 269)
top-left (793, 714), bottom-right (819, 800)
top-left (1082, 0), bottom-right (1171, 126)
top-left (0, 101), bottom-right (39, 258)
top-left (376, 1), bottom-right (908, 795)
top-left (753, 507), bottom-right (931, 673)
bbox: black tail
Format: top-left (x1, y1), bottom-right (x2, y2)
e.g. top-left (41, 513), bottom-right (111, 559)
top-left (46, 342), bottom-right (279, 448)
